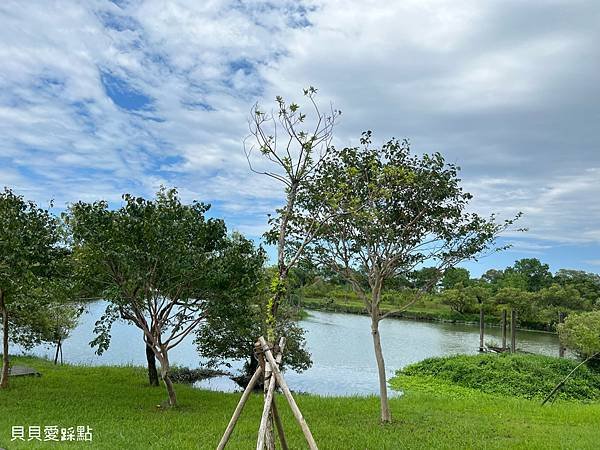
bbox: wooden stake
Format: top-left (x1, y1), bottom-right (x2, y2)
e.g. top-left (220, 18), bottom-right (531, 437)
top-left (558, 312), bottom-right (566, 358)
top-left (258, 336), bottom-right (318, 450)
top-left (479, 307), bottom-right (485, 351)
top-left (272, 398), bottom-right (289, 450)
top-left (217, 366), bottom-right (263, 450)
top-left (510, 309), bottom-right (517, 353)
top-left (501, 309), bottom-right (507, 350)
top-left (257, 338), bottom-right (286, 450)
top-left (271, 339), bottom-right (288, 450)
top-left (257, 363), bottom-right (277, 450)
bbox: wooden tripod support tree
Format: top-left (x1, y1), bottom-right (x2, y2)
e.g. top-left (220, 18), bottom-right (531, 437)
top-left (217, 336), bottom-right (318, 450)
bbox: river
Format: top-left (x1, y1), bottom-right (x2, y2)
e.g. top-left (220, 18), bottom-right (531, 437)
top-left (12, 301), bottom-right (562, 396)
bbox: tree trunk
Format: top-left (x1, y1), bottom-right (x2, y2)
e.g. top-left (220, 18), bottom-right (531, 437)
top-left (371, 316), bottom-right (391, 423)
top-left (146, 343), bottom-right (159, 386)
top-left (157, 351), bottom-right (177, 407)
top-left (163, 373), bottom-right (177, 407)
top-left (0, 289), bottom-right (9, 389)
top-left (54, 337), bottom-right (61, 365)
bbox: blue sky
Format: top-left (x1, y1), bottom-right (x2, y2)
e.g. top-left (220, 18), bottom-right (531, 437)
top-left (1, 0), bottom-right (599, 277)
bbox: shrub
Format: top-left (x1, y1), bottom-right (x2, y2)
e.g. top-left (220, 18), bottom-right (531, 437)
top-left (395, 353), bottom-right (600, 401)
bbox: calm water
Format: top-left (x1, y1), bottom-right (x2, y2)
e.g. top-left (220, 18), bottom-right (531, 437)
top-left (13, 301), bottom-right (562, 396)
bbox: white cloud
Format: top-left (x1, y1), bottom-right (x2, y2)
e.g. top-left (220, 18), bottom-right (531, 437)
top-left (0, 0), bottom-right (599, 247)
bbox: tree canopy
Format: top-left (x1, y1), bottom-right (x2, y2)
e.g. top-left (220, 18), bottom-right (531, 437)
top-left (68, 187), bottom-right (265, 406)
top-left (296, 132), bottom-right (519, 422)
top-left (0, 187), bottom-right (62, 388)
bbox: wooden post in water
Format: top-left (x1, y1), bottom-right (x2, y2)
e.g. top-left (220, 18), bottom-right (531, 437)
top-left (510, 309), bottom-right (517, 353)
top-left (479, 307), bottom-right (485, 352)
top-left (558, 312), bottom-right (566, 358)
top-left (501, 309), bottom-right (507, 350)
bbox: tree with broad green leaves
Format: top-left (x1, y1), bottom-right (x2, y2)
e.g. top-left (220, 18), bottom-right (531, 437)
top-left (297, 132), bottom-right (520, 422)
top-left (34, 277), bottom-right (84, 365)
top-left (195, 266), bottom-right (311, 387)
top-left (558, 311), bottom-right (600, 360)
top-left (67, 188), bottom-right (264, 407)
top-left (492, 287), bottom-right (537, 323)
top-left (505, 258), bottom-right (553, 292)
top-left (441, 267), bottom-right (471, 290)
top-left (0, 187), bottom-right (62, 388)
top-left (543, 311), bottom-right (600, 404)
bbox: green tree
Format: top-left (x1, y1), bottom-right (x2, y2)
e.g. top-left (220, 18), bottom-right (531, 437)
top-left (480, 268), bottom-right (504, 287)
top-left (195, 267), bottom-right (311, 386)
top-left (0, 188), bottom-right (61, 388)
top-left (554, 270), bottom-right (600, 306)
top-left (505, 258), bottom-right (553, 292)
top-left (68, 188), bottom-right (263, 406)
top-left (298, 132), bottom-right (518, 422)
top-left (441, 267), bottom-right (471, 290)
top-left (34, 277), bottom-right (84, 365)
top-left (558, 311), bottom-right (600, 360)
top-left (492, 287), bottom-right (537, 323)
top-left (408, 267), bottom-right (442, 291)
top-left (537, 284), bottom-right (588, 312)
top-left (244, 87), bottom-right (340, 446)
top-left (440, 285), bottom-right (483, 315)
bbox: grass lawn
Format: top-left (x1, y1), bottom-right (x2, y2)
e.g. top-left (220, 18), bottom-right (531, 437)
top-left (1, 356), bottom-right (599, 449)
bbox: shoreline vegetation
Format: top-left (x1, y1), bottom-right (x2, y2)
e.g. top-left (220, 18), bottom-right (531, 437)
top-left (392, 353), bottom-right (600, 402)
top-left (292, 261), bottom-right (600, 337)
top-left (300, 296), bottom-right (555, 333)
top-left (1, 355), bottom-right (599, 449)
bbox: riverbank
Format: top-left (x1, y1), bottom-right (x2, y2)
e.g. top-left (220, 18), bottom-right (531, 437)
top-left (1, 356), bottom-right (599, 449)
top-left (301, 296), bottom-right (556, 332)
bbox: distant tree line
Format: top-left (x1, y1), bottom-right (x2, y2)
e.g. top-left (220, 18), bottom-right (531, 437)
top-left (295, 257), bottom-right (600, 331)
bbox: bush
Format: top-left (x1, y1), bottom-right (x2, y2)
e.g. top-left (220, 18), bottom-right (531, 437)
top-left (394, 353), bottom-right (600, 401)
top-left (558, 311), bottom-right (600, 359)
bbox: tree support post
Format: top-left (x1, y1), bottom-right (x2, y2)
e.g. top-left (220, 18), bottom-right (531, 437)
top-left (258, 336), bottom-right (318, 450)
top-left (217, 367), bottom-right (264, 450)
top-left (558, 312), bottom-right (566, 358)
top-left (479, 307), bottom-right (485, 352)
top-left (218, 336), bottom-right (304, 450)
top-left (257, 338), bottom-right (286, 450)
top-left (501, 309), bottom-right (507, 350)
top-left (510, 309), bottom-right (517, 353)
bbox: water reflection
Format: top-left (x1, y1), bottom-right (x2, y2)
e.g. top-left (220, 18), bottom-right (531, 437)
top-left (13, 302), bottom-right (562, 396)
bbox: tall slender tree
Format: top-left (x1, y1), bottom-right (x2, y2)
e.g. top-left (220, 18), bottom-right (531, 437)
top-left (298, 132), bottom-right (520, 422)
top-left (244, 87), bottom-right (340, 447)
top-left (245, 87), bottom-right (341, 339)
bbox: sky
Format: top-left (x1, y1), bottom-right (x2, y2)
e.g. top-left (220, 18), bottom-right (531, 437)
top-left (1, 0), bottom-right (599, 277)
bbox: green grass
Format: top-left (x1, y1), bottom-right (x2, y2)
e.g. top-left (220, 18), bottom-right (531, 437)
top-left (393, 353), bottom-right (600, 402)
top-left (1, 356), bottom-right (600, 449)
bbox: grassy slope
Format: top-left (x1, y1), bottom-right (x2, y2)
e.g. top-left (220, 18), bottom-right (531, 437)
top-left (1, 357), bottom-right (599, 449)
top-left (394, 353), bottom-right (600, 401)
